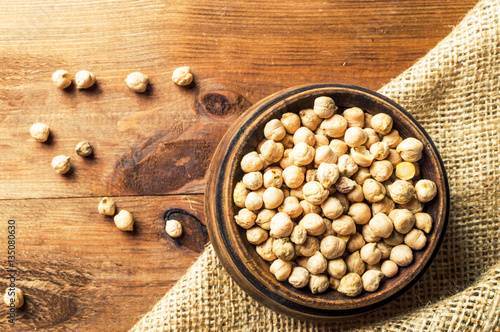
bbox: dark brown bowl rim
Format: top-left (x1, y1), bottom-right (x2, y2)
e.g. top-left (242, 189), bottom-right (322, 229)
top-left (205, 83), bottom-right (449, 320)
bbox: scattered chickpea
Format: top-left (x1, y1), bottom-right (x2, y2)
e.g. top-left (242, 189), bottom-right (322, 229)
top-left (246, 226), bottom-right (268, 245)
top-left (370, 142), bottom-right (390, 160)
top-left (369, 160), bottom-right (394, 182)
top-left (331, 215), bottom-right (356, 236)
top-left (415, 179), bottom-right (437, 203)
top-left (3, 287), bottom-right (24, 308)
top-left (347, 203), bottom-right (371, 225)
top-left (381, 260), bottom-right (399, 278)
top-left (30, 123), bottom-right (50, 142)
top-left (75, 70), bottom-right (96, 89)
top-left (382, 129), bottom-right (403, 148)
top-left (350, 146), bottom-right (374, 167)
top-left (288, 266), bottom-right (310, 288)
top-left (281, 113), bottom-right (301, 134)
top-left (320, 235), bottom-right (346, 259)
top-left (389, 180), bottom-right (416, 204)
top-left (270, 212), bottom-right (294, 238)
top-left (338, 154), bottom-right (358, 177)
top-left (320, 114), bottom-right (347, 138)
top-left (316, 163), bottom-right (340, 188)
top-left (397, 138), bottom-right (424, 162)
top-left (390, 244), bottom-right (414, 266)
top-left (368, 213), bottom-right (393, 238)
top-left (302, 181), bottom-right (329, 205)
top-left (415, 212), bottom-right (433, 233)
top-left (270, 259), bottom-right (293, 281)
top-left (299, 213), bottom-right (326, 236)
top-left (52, 69), bottom-right (72, 89)
top-left (172, 66), bottom-right (193, 86)
top-left (309, 274), bottom-right (330, 294)
top-left (359, 243), bottom-right (382, 265)
top-left (363, 179), bottom-right (386, 203)
top-left (314, 145), bottom-right (337, 165)
top-left (273, 237), bottom-right (295, 261)
top-left (256, 238), bottom-right (277, 261)
top-left (404, 228), bottom-right (427, 250)
top-left (98, 197), bottom-right (116, 216)
top-left (126, 72), bottom-right (149, 92)
top-left (165, 219), bottom-right (183, 238)
top-left (290, 224), bottom-right (308, 245)
top-left (362, 270), bottom-right (384, 292)
top-left (389, 209), bottom-right (416, 234)
top-left (75, 141), bottom-right (93, 157)
top-left (346, 232), bottom-right (366, 253)
top-left (342, 107), bottom-right (365, 128)
top-left (295, 236), bottom-right (320, 257)
top-left (371, 113), bottom-right (393, 135)
top-left (114, 210), bottom-right (134, 231)
top-left (329, 139), bottom-right (348, 156)
top-left (51, 155), bottom-right (71, 174)
top-left (299, 108), bottom-right (322, 131)
top-left (314, 96), bottom-right (337, 118)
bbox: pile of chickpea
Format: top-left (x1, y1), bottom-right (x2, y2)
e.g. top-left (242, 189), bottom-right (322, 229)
top-left (233, 96), bottom-right (437, 297)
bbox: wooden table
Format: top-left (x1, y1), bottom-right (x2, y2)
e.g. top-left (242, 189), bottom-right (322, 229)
top-left (0, 0), bottom-right (477, 330)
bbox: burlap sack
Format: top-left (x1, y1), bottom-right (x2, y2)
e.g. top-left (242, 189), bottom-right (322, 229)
top-left (131, 0), bottom-right (500, 330)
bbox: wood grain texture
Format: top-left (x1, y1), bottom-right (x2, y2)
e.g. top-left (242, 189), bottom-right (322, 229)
top-left (0, 0), bottom-right (476, 330)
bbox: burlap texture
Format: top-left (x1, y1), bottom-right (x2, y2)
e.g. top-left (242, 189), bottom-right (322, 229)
top-left (131, 0), bottom-right (500, 330)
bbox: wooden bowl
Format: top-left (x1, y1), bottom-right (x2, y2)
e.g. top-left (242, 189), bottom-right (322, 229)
top-left (205, 84), bottom-right (449, 321)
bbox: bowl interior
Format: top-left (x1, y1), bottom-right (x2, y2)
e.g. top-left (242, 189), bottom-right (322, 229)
top-left (206, 84), bottom-right (448, 320)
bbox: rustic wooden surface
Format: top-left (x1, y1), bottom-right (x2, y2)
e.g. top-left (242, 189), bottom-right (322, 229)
top-left (0, 0), bottom-right (476, 330)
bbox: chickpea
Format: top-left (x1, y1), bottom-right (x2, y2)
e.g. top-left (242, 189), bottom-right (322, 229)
top-left (346, 184), bottom-right (364, 203)
top-left (302, 181), bottom-right (329, 205)
top-left (299, 213), bottom-right (326, 236)
top-left (282, 165), bottom-right (305, 189)
top-left (126, 72), bottom-right (149, 92)
top-left (114, 210), bottom-right (134, 231)
top-left (279, 149), bottom-right (294, 169)
top-left (371, 113), bottom-right (393, 135)
top-left (404, 228), bottom-right (427, 250)
top-left (235, 208), bottom-right (257, 229)
top-left (290, 184), bottom-right (305, 200)
top-left (383, 229), bottom-right (404, 246)
top-left (320, 197), bottom-right (343, 220)
top-left (397, 138), bottom-right (424, 162)
top-left (296, 256), bottom-right (309, 268)
top-left (278, 196), bottom-right (303, 219)
top-left (370, 160), bottom-right (394, 182)
top-left (320, 235), bottom-right (346, 259)
top-left (348, 203), bottom-right (371, 225)
top-left (299, 108), bottom-right (322, 131)
top-left (371, 196), bottom-right (395, 216)
top-left (332, 192), bottom-right (350, 214)
top-left (52, 155), bottom-right (71, 174)
top-left (360, 243), bottom-right (382, 265)
top-left (30, 123), bottom-right (50, 142)
top-left (338, 154), bottom-right (358, 177)
top-left (98, 197), bottom-right (116, 216)
top-left (364, 113), bottom-right (373, 129)
top-left (255, 209), bottom-right (275, 230)
top-left (319, 217), bottom-right (335, 238)
top-left (262, 187), bottom-right (284, 209)
top-left (381, 260), bottom-right (399, 278)
top-left (241, 151), bottom-right (263, 173)
top-left (300, 200), bottom-right (322, 216)
top-left (395, 161), bottom-right (416, 181)
top-left (270, 212), bottom-right (294, 237)
top-left (281, 113), bottom-right (301, 134)
top-left (362, 224), bottom-right (381, 243)
top-left (246, 227), bottom-right (269, 245)
top-left (399, 197), bottom-right (424, 214)
top-left (389, 180), bottom-right (416, 204)
top-left (279, 134), bottom-right (294, 149)
top-left (290, 224), bottom-right (308, 245)
top-left (314, 134), bottom-right (329, 149)
top-left (390, 244), bottom-right (413, 266)
top-left (370, 142), bottom-right (390, 160)
top-left (262, 169), bottom-right (282, 189)
top-left (288, 266), bottom-right (310, 288)
top-left (415, 212), bottom-right (433, 233)
top-left (245, 192), bottom-right (263, 211)
top-left (338, 273), bottom-right (363, 297)
top-left (362, 270), bottom-right (384, 292)
top-left (52, 69), bottom-right (72, 89)
top-left (314, 146), bottom-right (337, 165)
top-left (327, 258), bottom-right (347, 279)
top-left (172, 66), bottom-right (193, 86)
top-left (260, 140), bottom-right (284, 163)
top-left (377, 242), bottom-right (393, 259)
top-left (314, 96), bottom-right (337, 118)
top-left (320, 114), bottom-right (347, 138)
top-left (293, 127), bottom-right (316, 146)
top-left (382, 129), bottom-right (403, 148)
top-left (346, 232), bottom-right (366, 253)
top-left (350, 146), bottom-right (374, 167)
top-left (270, 259), bottom-right (293, 281)
top-left (329, 139), bottom-right (348, 156)
top-left (352, 167), bottom-right (372, 185)
top-left (295, 236), bottom-right (320, 257)
top-left (363, 179), bottom-right (386, 203)
top-left (264, 119), bottom-right (286, 141)
top-left (273, 237), bottom-right (295, 261)
top-left (389, 209), bottom-right (415, 235)
top-left (75, 141), bottom-right (93, 157)
top-left (242, 172), bottom-right (263, 190)
top-left (369, 213), bottom-right (393, 238)
top-left (345, 251), bottom-right (366, 276)
top-left (335, 176), bottom-right (357, 194)
top-left (344, 127), bottom-right (368, 148)
top-left (342, 107), bottom-right (365, 128)
top-left (316, 163), bottom-right (340, 188)
top-left (306, 169), bottom-right (318, 182)
top-left (291, 142), bottom-right (315, 166)
top-left (331, 215), bottom-right (356, 236)
top-left (363, 128), bottom-right (380, 149)
top-left (256, 238), bottom-right (277, 261)
top-left (386, 149), bottom-right (403, 167)
top-left (415, 179), bottom-right (437, 202)
top-left (306, 251), bottom-right (328, 274)
top-left (309, 274), bottom-right (330, 294)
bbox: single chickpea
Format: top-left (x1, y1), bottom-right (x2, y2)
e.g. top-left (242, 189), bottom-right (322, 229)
top-left (397, 138), bottom-right (424, 162)
top-left (344, 127), bottom-right (368, 148)
top-left (345, 251), bottom-right (366, 276)
top-left (404, 228), bottom-right (427, 250)
top-left (364, 113), bottom-right (373, 129)
top-left (291, 142), bottom-right (315, 166)
top-left (389, 209), bottom-right (416, 235)
top-left (306, 251), bottom-right (328, 274)
top-left (290, 184), bottom-right (305, 200)
top-left (313, 96), bottom-right (337, 118)
top-left (321, 114), bottom-right (347, 138)
top-left (338, 154), bottom-right (358, 177)
top-left (346, 232), bottom-right (366, 253)
top-left (415, 179), bottom-right (437, 203)
top-left (314, 146), bottom-right (337, 166)
top-left (381, 260), bottom-right (399, 278)
top-left (362, 270), bottom-right (384, 292)
top-left (316, 163), bottom-right (340, 188)
top-left (270, 212), bottom-right (294, 237)
top-left (346, 184), bottom-right (364, 203)
top-left (383, 230), bottom-right (404, 246)
top-left (314, 134), bottom-right (329, 149)
top-left (281, 112), bottom-right (301, 134)
top-left (295, 236), bottom-right (320, 257)
top-left (320, 235), bottom-right (346, 259)
top-left (306, 169), bottom-right (318, 182)
top-left (368, 213), bottom-right (393, 238)
top-left (288, 267), bottom-right (310, 288)
top-left (270, 259), bottom-right (293, 281)
top-left (399, 197), bottom-right (424, 214)
top-left (282, 165), bottom-right (305, 189)
top-left (371, 196), bottom-right (395, 216)
top-left (262, 169), bottom-right (281, 188)
top-left (3, 287), bottom-right (24, 308)
top-left (363, 179), bottom-right (386, 203)
top-left (333, 177), bottom-right (355, 194)
top-left (389, 180), bottom-right (416, 204)
top-left (172, 66), bottom-right (193, 86)
top-left (235, 208), bottom-right (256, 229)
top-left (329, 139), bottom-right (348, 156)
top-left (255, 209), bottom-right (275, 230)
top-left (350, 146), bottom-right (374, 167)
top-left (245, 226), bottom-right (268, 245)
top-left (241, 151), bottom-right (263, 173)
top-left (303, 181), bottom-right (329, 205)
top-left (363, 128), bottom-right (380, 149)
top-left (299, 108), bottom-right (322, 131)
top-left (386, 149), bottom-right (403, 167)
top-left (299, 213), bottom-right (326, 236)
top-left (395, 161), bottom-right (416, 181)
top-left (338, 273), bottom-right (363, 297)
top-left (126, 72), bottom-right (149, 92)
top-left (371, 113), bottom-right (393, 135)
top-left (242, 172), bottom-right (263, 190)
top-left (332, 192), bottom-right (350, 214)
top-left (262, 187), bottom-right (284, 209)
top-left (390, 244), bottom-right (414, 266)
top-left (377, 242), bottom-right (393, 259)
top-left (165, 219), bottom-right (183, 238)
top-left (279, 149), bottom-right (294, 169)
top-left (362, 224), bottom-right (381, 243)
top-left (293, 127), bottom-right (316, 146)
top-left (331, 215), bottom-right (356, 236)
top-left (370, 160), bottom-right (393, 182)
top-left (278, 196), bottom-right (303, 219)
top-left (300, 200), bottom-right (322, 216)
top-left (309, 274), bottom-right (330, 294)
top-left (260, 140), bottom-right (284, 163)
top-left (98, 197), bottom-right (116, 216)
top-left (245, 192), bottom-right (263, 211)
top-left (382, 129), bottom-right (403, 148)
top-left (370, 142), bottom-right (390, 160)
top-left (114, 210), bottom-right (134, 231)
top-left (342, 107), bottom-right (365, 128)
top-left (415, 212), bottom-right (433, 233)
top-left (30, 123), bottom-right (50, 142)
top-left (290, 224), bottom-right (308, 244)
top-left (352, 167), bottom-right (372, 185)
top-left (263, 119), bottom-right (286, 141)
top-left (256, 238), bottom-right (277, 261)
top-left (320, 197), bottom-right (343, 220)
top-left (348, 203), bottom-right (371, 225)
top-left (51, 155), bottom-right (71, 174)
top-left (279, 134), bottom-right (294, 149)
top-left (327, 258), bottom-right (347, 279)
top-left (52, 69), bottom-right (72, 89)
top-left (273, 237), bottom-right (295, 261)
top-left (75, 70), bottom-right (96, 89)
top-left (360, 243), bottom-right (382, 265)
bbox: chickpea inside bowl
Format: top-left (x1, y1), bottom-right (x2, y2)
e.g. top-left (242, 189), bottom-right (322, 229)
top-left (205, 84), bottom-right (449, 321)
